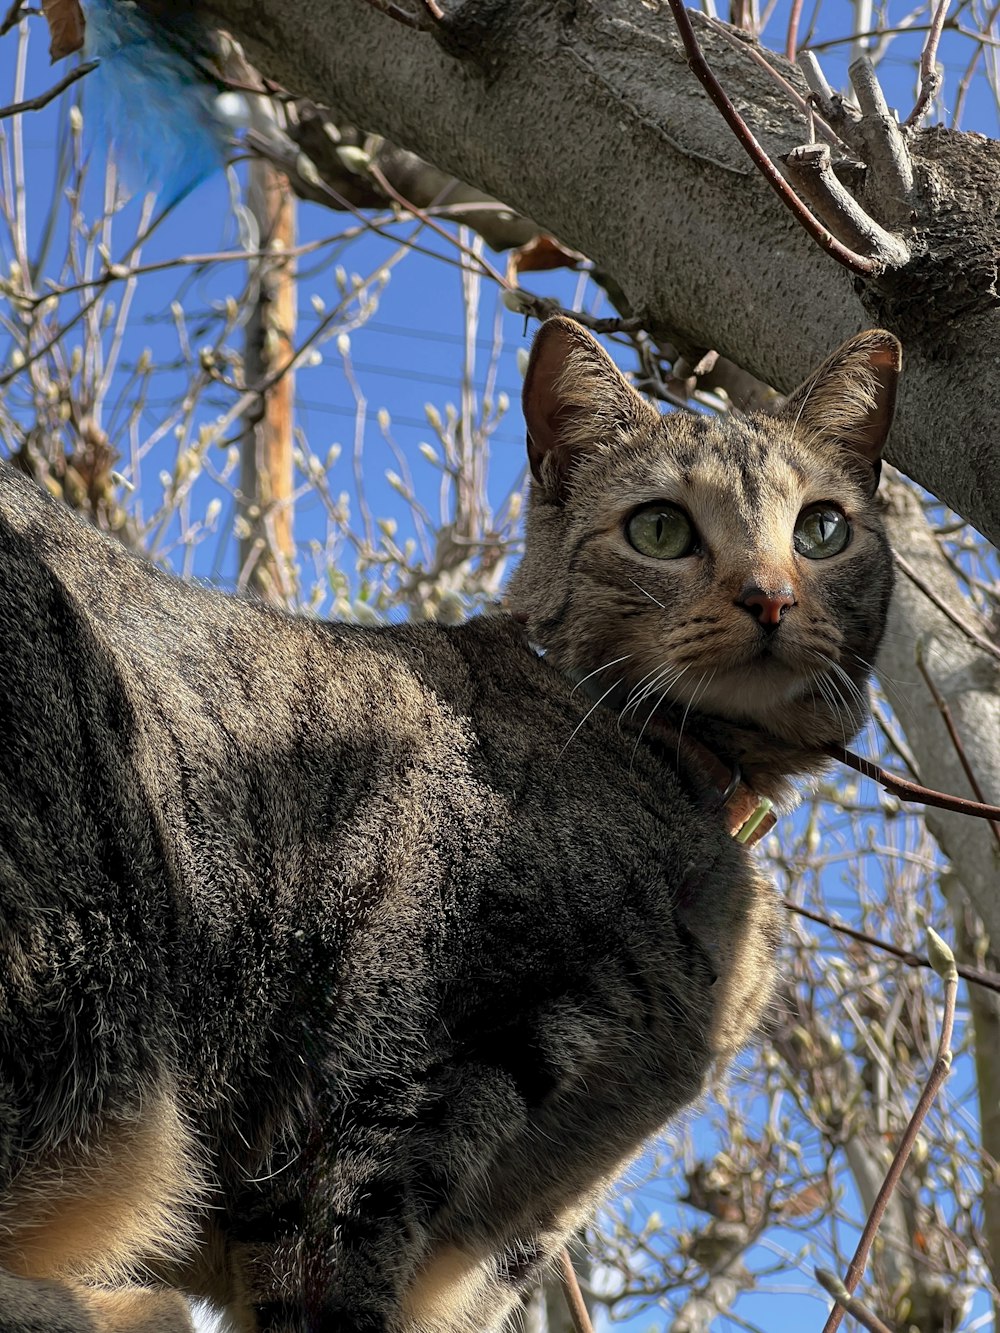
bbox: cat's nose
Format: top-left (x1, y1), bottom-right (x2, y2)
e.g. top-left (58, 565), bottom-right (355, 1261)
top-left (737, 584), bottom-right (796, 629)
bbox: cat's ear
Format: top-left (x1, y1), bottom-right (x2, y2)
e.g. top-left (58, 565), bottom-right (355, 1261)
top-left (778, 329), bottom-right (902, 491)
top-left (522, 317), bottom-right (659, 499)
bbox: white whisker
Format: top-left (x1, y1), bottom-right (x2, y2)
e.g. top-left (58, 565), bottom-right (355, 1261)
top-left (570, 654), bottom-right (633, 697)
top-left (675, 669), bottom-right (716, 760)
top-left (558, 677), bottom-right (628, 761)
top-left (628, 579), bottom-right (667, 609)
top-left (623, 664), bottom-right (687, 725)
top-left (631, 683), bottom-right (675, 772)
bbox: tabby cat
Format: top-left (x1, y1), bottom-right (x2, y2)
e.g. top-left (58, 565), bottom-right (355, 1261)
top-left (0, 317), bottom-right (898, 1333)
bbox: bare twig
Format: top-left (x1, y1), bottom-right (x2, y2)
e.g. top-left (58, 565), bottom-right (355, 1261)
top-left (797, 49), bottom-right (837, 103)
top-left (915, 645), bottom-right (1000, 849)
top-left (906, 0), bottom-right (951, 125)
top-left (500, 287), bottom-right (642, 335)
top-left (805, 21), bottom-right (935, 52)
top-left (558, 1248), bottom-right (595, 1333)
top-left (366, 159), bottom-right (511, 290)
top-left (828, 743), bottom-right (1000, 821)
top-left (0, 0), bottom-right (25, 37)
top-left (797, 50), bottom-right (867, 149)
top-left (782, 898), bottom-right (1000, 995)
top-left (820, 931), bottom-right (958, 1333)
top-left (663, 1), bottom-right (882, 274)
top-left (0, 59), bottom-right (96, 121)
top-left (815, 1269), bottom-right (897, 1333)
top-left (786, 0), bottom-right (805, 58)
top-left (895, 551), bottom-right (1000, 664)
top-left (951, 2), bottom-right (1000, 127)
top-left (708, 19), bottom-right (846, 147)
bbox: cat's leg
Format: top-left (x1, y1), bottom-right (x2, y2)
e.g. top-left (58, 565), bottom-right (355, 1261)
top-left (225, 1085), bottom-right (519, 1333)
top-left (0, 1269), bottom-right (195, 1333)
top-left (0, 1092), bottom-right (210, 1333)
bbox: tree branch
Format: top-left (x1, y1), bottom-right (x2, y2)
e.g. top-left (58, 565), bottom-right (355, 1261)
top-left (0, 58), bottom-right (95, 120)
top-left (820, 931), bottom-right (958, 1333)
top-left (877, 472), bottom-right (1000, 943)
top-left (168, 0), bottom-right (1000, 544)
top-left (664, 0), bottom-right (880, 275)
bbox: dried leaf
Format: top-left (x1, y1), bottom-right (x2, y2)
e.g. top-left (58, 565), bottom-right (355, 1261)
top-left (42, 0), bottom-right (85, 61)
top-left (506, 234), bottom-right (586, 279)
top-left (774, 1181), bottom-right (829, 1219)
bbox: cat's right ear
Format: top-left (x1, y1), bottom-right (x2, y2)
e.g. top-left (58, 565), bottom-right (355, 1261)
top-left (522, 317), bottom-right (659, 500)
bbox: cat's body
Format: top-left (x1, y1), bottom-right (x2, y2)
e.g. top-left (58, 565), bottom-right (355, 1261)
top-left (0, 319), bottom-right (899, 1333)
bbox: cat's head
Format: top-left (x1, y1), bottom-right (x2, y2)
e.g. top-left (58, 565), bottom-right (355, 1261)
top-left (507, 317), bottom-right (899, 776)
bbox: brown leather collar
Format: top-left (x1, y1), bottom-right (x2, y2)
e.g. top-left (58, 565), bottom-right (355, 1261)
top-left (662, 727), bottom-right (777, 848)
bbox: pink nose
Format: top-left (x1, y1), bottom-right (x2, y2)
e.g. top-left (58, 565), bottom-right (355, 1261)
top-left (738, 585), bottom-right (796, 628)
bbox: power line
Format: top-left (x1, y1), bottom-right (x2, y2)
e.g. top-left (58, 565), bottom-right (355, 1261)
top-left (295, 396), bottom-right (523, 445)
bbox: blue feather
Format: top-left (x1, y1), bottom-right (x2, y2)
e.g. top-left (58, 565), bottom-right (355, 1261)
top-left (82, 0), bottom-right (238, 203)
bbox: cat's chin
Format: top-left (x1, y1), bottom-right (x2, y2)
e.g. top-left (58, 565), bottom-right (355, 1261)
top-left (667, 661), bottom-right (826, 727)
top-left (655, 659), bottom-right (868, 783)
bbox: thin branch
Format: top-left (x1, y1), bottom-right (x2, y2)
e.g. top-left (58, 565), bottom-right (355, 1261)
top-left (0, 0), bottom-right (26, 37)
top-left (663, 1), bottom-right (881, 275)
top-left (708, 18), bottom-right (846, 148)
top-left (500, 287), bottom-right (642, 336)
top-left (786, 0), bottom-right (805, 58)
top-left (782, 898), bottom-right (1000, 995)
top-left (906, 0), bottom-right (951, 126)
top-left (828, 743), bottom-right (1000, 821)
top-left (915, 645), bottom-right (1000, 849)
top-left (804, 21), bottom-right (934, 52)
top-left (894, 551), bottom-right (1000, 664)
top-left (558, 1248), bottom-right (596, 1333)
top-left (0, 59), bottom-right (96, 121)
top-left (820, 933), bottom-right (958, 1333)
top-left (951, 3), bottom-right (1000, 127)
top-left (815, 1271), bottom-right (897, 1333)
top-left (366, 159), bottom-right (511, 290)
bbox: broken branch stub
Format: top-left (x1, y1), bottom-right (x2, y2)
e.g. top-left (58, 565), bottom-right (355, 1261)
top-left (782, 143), bottom-right (910, 267)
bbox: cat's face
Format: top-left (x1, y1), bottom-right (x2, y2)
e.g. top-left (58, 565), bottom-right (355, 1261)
top-left (508, 320), bottom-right (899, 754)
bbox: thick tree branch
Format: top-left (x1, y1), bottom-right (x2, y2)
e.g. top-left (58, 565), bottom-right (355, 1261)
top-left (877, 472), bottom-right (1000, 942)
top-left (164, 0), bottom-right (1000, 542)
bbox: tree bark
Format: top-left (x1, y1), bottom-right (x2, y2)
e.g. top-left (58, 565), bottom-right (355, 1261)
top-left (877, 474), bottom-right (1000, 942)
top-left (166, 0), bottom-right (999, 542)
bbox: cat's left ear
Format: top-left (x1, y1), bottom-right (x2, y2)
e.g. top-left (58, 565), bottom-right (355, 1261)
top-left (523, 317), bottom-right (660, 500)
top-left (778, 329), bottom-right (902, 492)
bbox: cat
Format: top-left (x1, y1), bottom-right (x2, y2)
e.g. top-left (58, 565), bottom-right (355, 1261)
top-left (0, 316), bottom-right (898, 1333)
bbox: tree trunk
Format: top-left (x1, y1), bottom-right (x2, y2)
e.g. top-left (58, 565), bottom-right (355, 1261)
top-left (877, 474), bottom-right (1000, 943)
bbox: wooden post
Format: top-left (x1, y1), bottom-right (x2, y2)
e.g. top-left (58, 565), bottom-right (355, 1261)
top-left (240, 157), bottom-right (296, 601)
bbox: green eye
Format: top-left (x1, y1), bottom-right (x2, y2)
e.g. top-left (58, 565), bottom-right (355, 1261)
top-left (626, 504), bottom-right (696, 559)
top-left (794, 505), bottom-right (851, 559)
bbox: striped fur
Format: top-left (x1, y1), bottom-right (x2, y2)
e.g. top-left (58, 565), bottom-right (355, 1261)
top-left (0, 320), bottom-right (896, 1330)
